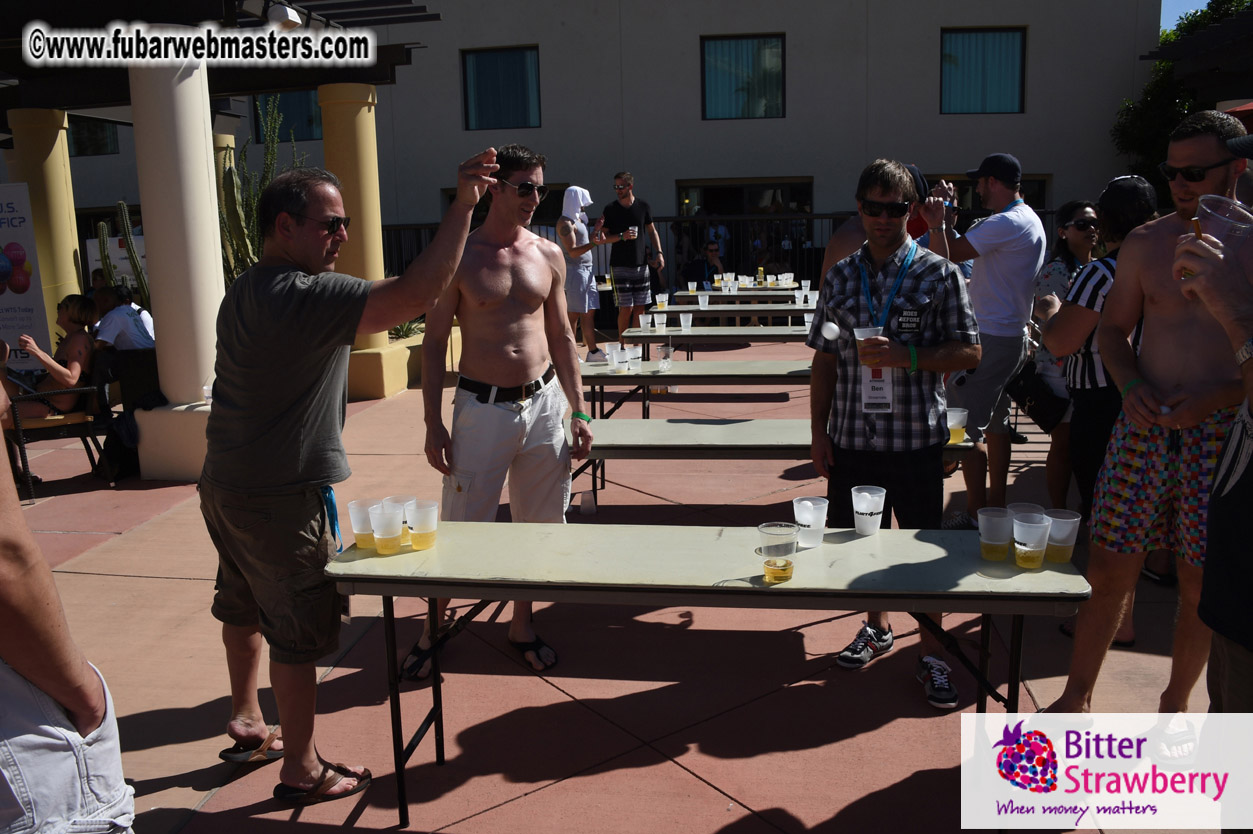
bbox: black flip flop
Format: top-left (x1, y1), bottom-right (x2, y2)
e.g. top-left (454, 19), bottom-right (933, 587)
top-left (273, 762), bottom-right (371, 805)
top-left (218, 728), bottom-right (283, 763)
top-left (509, 635), bottom-right (558, 671)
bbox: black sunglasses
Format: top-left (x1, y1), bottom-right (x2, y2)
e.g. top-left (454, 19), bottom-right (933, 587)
top-left (1158, 158), bottom-right (1236, 183)
top-left (1064, 219), bottom-right (1098, 232)
top-left (500, 179), bottom-right (550, 200)
top-left (612, 184), bottom-right (630, 191)
top-left (293, 213), bottom-right (350, 235)
top-left (860, 198), bottom-right (911, 218)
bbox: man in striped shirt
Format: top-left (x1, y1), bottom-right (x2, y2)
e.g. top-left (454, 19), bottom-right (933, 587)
top-left (808, 159), bottom-right (981, 708)
top-left (1047, 110), bottom-right (1249, 715)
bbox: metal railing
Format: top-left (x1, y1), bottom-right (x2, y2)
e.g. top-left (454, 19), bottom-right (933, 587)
top-left (382, 209), bottom-right (1062, 284)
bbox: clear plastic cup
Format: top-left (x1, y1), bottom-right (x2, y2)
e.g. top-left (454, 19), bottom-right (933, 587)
top-left (729, 282), bottom-right (738, 294)
top-left (603, 341), bottom-right (621, 354)
top-left (406, 499), bottom-right (438, 550)
top-left (347, 499), bottom-right (381, 550)
top-left (369, 504), bottom-right (405, 555)
top-left (687, 281), bottom-right (697, 292)
top-left (653, 313), bottom-right (668, 331)
top-left (977, 507), bottom-right (1014, 561)
top-left (656, 293), bottom-right (669, 310)
top-left (851, 486), bottom-right (886, 535)
top-left (626, 345), bottom-right (643, 360)
top-left (758, 521), bottom-right (799, 560)
top-left (801, 280), bottom-right (811, 291)
top-left (383, 494), bottom-right (416, 546)
top-left (202, 383), bottom-right (213, 404)
top-left (804, 312), bottom-right (814, 327)
top-left (609, 350), bottom-right (628, 374)
top-left (680, 312), bottom-right (693, 331)
top-left (853, 326), bottom-right (883, 365)
top-left (698, 293), bottom-right (710, 309)
top-left (947, 408), bottom-right (968, 444)
top-left (1012, 514), bottom-right (1051, 570)
top-left (637, 315), bottom-right (649, 331)
top-left (794, 289), bottom-right (804, 304)
top-left (763, 557), bottom-right (794, 584)
top-left (1044, 509), bottom-right (1082, 563)
top-left (1196, 194), bottom-right (1253, 249)
top-left (628, 354), bottom-right (642, 372)
top-left (792, 496), bottom-right (829, 549)
top-left (657, 345), bottom-right (674, 372)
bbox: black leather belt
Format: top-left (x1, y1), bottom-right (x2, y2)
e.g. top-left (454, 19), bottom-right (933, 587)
top-left (458, 365), bottom-right (555, 404)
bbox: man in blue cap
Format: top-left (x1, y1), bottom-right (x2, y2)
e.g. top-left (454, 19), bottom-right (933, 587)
top-left (930, 153), bottom-right (1046, 525)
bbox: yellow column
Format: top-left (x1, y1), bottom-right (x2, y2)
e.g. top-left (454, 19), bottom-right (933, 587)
top-left (8, 109), bottom-right (81, 340)
top-left (318, 83), bottom-right (387, 351)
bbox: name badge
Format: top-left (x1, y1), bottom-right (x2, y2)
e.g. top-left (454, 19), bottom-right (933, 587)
top-left (861, 366), bottom-right (893, 413)
top-left (897, 310), bottom-right (921, 334)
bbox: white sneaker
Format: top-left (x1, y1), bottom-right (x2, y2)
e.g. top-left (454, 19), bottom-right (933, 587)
top-left (585, 349), bottom-right (608, 363)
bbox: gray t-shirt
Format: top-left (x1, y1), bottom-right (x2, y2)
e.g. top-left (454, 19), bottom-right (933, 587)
top-left (202, 265), bottom-right (372, 492)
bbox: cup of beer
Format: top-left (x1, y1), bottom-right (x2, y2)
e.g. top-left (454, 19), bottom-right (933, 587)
top-left (853, 326), bottom-right (884, 365)
top-left (947, 408), bottom-right (968, 445)
top-left (348, 499), bottom-right (381, 550)
top-left (977, 507), bottom-right (1014, 561)
top-left (1012, 513), bottom-right (1051, 570)
top-left (656, 293), bottom-right (669, 310)
top-left (383, 494), bottom-right (416, 547)
top-left (407, 499), bottom-right (438, 550)
top-left (369, 504), bottom-right (405, 556)
top-left (1044, 509), bottom-right (1082, 563)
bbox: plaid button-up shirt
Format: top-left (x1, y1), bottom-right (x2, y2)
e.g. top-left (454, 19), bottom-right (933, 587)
top-left (807, 238), bottom-right (979, 453)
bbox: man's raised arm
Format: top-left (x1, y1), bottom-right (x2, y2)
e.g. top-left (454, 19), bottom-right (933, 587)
top-left (358, 149), bottom-right (498, 334)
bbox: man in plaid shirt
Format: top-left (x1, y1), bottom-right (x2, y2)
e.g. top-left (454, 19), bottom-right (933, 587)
top-left (808, 158), bottom-right (981, 708)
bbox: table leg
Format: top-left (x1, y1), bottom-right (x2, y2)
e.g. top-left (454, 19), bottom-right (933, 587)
top-left (641, 383), bottom-right (649, 418)
top-left (429, 597), bottom-right (446, 764)
top-left (383, 596), bottom-right (410, 828)
top-left (978, 613), bottom-right (992, 714)
top-left (1007, 615), bottom-right (1024, 713)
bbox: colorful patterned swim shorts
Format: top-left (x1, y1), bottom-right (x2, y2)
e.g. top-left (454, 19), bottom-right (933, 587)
top-left (1090, 406), bottom-right (1237, 566)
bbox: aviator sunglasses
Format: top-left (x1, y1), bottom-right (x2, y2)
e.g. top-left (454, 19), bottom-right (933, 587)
top-left (292, 213), bottom-right (350, 235)
top-left (859, 198), bottom-right (911, 218)
top-left (1158, 158), bottom-right (1236, 183)
top-left (499, 179), bottom-right (550, 199)
top-left (1063, 218), bottom-right (1098, 232)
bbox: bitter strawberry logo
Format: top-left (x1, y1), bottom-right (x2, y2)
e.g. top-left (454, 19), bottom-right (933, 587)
top-left (994, 720), bottom-right (1058, 793)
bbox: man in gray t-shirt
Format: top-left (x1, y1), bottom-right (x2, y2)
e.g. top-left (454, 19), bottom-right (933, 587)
top-left (200, 152), bottom-right (497, 806)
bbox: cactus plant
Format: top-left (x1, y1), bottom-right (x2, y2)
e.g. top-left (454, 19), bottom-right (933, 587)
top-left (115, 201), bottom-right (150, 310)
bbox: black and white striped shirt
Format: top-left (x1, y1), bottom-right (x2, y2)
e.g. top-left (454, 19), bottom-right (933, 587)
top-left (1063, 252), bottom-right (1142, 390)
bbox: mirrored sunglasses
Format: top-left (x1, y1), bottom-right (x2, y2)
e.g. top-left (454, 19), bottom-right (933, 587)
top-left (500, 180), bottom-right (550, 199)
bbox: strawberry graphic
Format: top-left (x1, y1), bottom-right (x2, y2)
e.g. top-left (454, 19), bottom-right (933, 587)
top-left (993, 720), bottom-right (1058, 793)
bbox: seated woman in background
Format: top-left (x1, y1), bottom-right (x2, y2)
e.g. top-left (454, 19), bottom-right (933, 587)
top-left (2, 294), bottom-right (97, 424)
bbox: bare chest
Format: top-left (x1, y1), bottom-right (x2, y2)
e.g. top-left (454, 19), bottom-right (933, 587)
top-left (458, 245), bottom-right (552, 313)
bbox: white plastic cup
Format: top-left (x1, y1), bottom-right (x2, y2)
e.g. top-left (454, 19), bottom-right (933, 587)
top-left (628, 355), bottom-right (642, 372)
top-left (977, 507), bottom-right (1014, 561)
top-left (603, 341), bottom-right (621, 354)
top-left (804, 312), bottom-right (814, 327)
top-left (1044, 509), bottom-right (1082, 563)
top-left (687, 281), bottom-right (697, 292)
top-left (794, 289), bottom-right (804, 304)
top-left (729, 282), bottom-right (738, 295)
top-left (947, 408), bottom-right (968, 445)
top-left (407, 499), bottom-right (438, 550)
top-left (758, 521), bottom-right (799, 559)
top-left (854, 326), bottom-right (884, 365)
top-left (202, 384), bottom-right (213, 404)
top-left (347, 499), bottom-right (380, 550)
top-left (801, 280), bottom-right (812, 291)
top-left (1013, 514), bottom-right (1051, 570)
top-left (383, 494), bottom-right (417, 546)
top-left (680, 312), bottom-right (693, 331)
top-left (1196, 194), bottom-right (1253, 248)
top-left (792, 496), bottom-right (829, 549)
top-left (654, 313), bottom-right (668, 331)
top-left (626, 345), bottom-right (643, 360)
top-left (1007, 502), bottom-right (1045, 518)
top-left (637, 315), bottom-right (649, 332)
top-left (851, 486), bottom-right (886, 535)
top-left (368, 504), bottom-right (405, 555)
top-left (656, 293), bottom-right (669, 310)
top-left (698, 293), bottom-right (710, 309)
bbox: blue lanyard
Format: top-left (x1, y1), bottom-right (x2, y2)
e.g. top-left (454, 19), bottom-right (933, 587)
top-left (859, 240), bottom-right (917, 328)
top-left (1001, 199), bottom-right (1024, 213)
top-left (320, 485), bottom-right (343, 553)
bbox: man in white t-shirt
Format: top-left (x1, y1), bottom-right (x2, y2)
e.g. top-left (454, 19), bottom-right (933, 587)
top-left (94, 286), bottom-right (155, 351)
top-left (928, 153), bottom-right (1046, 523)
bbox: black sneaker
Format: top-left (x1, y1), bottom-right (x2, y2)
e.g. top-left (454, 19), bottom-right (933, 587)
top-left (941, 511), bottom-right (977, 531)
top-left (916, 655), bottom-right (959, 709)
top-left (836, 622), bottom-right (894, 668)
top-left (1010, 428), bottom-right (1030, 444)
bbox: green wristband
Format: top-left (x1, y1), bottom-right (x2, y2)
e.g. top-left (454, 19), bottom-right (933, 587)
top-left (1120, 377), bottom-right (1143, 399)
top-left (908, 344), bottom-right (918, 375)
top-left (572, 411), bottom-right (593, 424)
